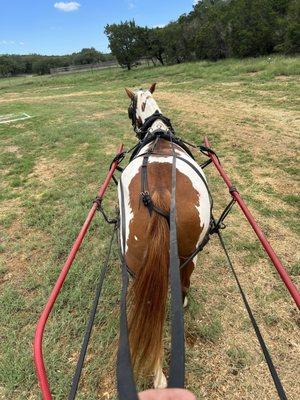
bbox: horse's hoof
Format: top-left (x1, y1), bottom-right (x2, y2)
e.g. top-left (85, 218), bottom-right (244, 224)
top-left (183, 296), bottom-right (188, 308)
top-left (154, 371), bottom-right (167, 389)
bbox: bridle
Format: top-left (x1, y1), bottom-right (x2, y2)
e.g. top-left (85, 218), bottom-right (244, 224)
top-left (128, 93), bottom-right (175, 140)
top-left (128, 95), bottom-right (139, 132)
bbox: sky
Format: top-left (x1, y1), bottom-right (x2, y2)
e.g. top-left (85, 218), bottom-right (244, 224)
top-left (0, 1), bottom-right (198, 55)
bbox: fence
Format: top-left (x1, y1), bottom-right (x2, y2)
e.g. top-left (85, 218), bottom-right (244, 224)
top-left (50, 61), bottom-right (119, 75)
top-left (50, 58), bottom-right (156, 75)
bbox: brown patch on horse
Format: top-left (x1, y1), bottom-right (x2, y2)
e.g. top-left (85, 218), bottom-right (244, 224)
top-left (180, 259), bottom-right (195, 297)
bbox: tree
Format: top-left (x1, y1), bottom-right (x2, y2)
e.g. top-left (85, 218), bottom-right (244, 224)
top-left (161, 22), bottom-right (187, 64)
top-left (140, 27), bottom-right (165, 65)
top-left (280, 0), bottom-right (300, 53)
top-left (0, 57), bottom-right (14, 77)
top-left (32, 60), bottom-right (50, 75)
top-left (192, 0), bottom-right (229, 60)
top-left (226, 0), bottom-right (279, 57)
top-left (104, 20), bottom-right (142, 70)
top-left (73, 47), bottom-right (105, 65)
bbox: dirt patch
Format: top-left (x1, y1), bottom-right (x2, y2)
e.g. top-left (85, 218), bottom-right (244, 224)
top-left (275, 75), bottom-right (293, 81)
top-left (251, 166), bottom-right (298, 197)
top-left (247, 71), bottom-right (260, 76)
top-left (28, 156), bottom-right (75, 185)
top-left (32, 85), bottom-right (75, 93)
top-left (156, 91), bottom-right (299, 156)
top-left (4, 145), bottom-right (22, 158)
top-left (0, 197), bottom-right (21, 219)
top-left (85, 108), bottom-right (124, 120)
top-left (0, 90), bottom-right (104, 104)
top-left (0, 218), bottom-right (50, 284)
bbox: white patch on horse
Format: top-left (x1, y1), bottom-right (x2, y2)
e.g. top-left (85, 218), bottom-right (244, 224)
top-left (134, 235), bottom-right (138, 241)
top-left (147, 152), bottom-right (211, 245)
top-left (118, 159), bottom-right (141, 253)
top-left (136, 90), bottom-right (161, 123)
top-left (149, 119), bottom-right (169, 133)
top-left (119, 149), bottom-right (156, 253)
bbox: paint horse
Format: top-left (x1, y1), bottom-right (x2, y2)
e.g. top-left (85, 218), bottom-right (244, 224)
top-left (118, 83), bottom-right (211, 388)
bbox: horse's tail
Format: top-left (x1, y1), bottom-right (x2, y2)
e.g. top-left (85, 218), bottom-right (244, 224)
top-left (128, 190), bottom-right (170, 375)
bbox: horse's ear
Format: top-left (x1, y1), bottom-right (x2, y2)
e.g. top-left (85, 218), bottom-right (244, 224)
top-left (125, 88), bottom-right (135, 100)
top-left (149, 83), bottom-right (157, 94)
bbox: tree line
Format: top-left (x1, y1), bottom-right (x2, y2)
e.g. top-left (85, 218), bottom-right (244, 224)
top-left (0, 48), bottom-right (114, 77)
top-left (1, 0), bottom-right (298, 77)
top-left (105, 0), bottom-right (299, 70)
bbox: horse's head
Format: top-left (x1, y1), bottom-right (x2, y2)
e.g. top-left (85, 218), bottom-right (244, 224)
top-left (125, 83), bottom-right (161, 133)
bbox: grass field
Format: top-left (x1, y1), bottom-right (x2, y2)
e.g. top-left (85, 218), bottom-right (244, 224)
top-left (0, 56), bottom-right (299, 400)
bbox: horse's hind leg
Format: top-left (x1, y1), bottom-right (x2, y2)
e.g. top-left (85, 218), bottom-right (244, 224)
top-left (180, 259), bottom-right (195, 308)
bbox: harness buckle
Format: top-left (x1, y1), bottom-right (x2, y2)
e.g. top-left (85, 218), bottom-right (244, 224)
top-left (140, 191), bottom-right (152, 208)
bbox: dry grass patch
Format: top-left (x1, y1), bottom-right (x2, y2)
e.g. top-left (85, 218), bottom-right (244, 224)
top-left (0, 219), bottom-right (49, 283)
top-left (157, 91), bottom-right (299, 146)
top-left (85, 108), bottom-right (124, 120)
top-left (28, 156), bottom-right (77, 185)
top-left (0, 90), bottom-right (104, 104)
top-left (3, 145), bottom-right (22, 157)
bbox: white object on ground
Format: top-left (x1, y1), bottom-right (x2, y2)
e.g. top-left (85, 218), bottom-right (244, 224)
top-left (0, 113), bottom-right (31, 124)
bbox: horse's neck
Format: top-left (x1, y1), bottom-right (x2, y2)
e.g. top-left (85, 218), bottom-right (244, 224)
top-left (148, 119), bottom-right (169, 133)
top-left (141, 96), bottom-right (169, 133)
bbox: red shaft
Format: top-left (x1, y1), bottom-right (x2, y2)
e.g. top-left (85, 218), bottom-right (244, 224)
top-left (34, 145), bottom-right (124, 400)
top-left (204, 137), bottom-right (300, 309)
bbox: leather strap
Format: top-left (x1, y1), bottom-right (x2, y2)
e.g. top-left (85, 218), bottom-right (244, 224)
top-left (168, 139), bottom-right (185, 388)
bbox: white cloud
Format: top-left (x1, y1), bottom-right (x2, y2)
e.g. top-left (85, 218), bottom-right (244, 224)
top-left (0, 40), bottom-right (26, 47)
top-left (153, 24), bottom-right (166, 29)
top-left (54, 2), bottom-right (81, 12)
top-left (0, 40), bottom-right (16, 45)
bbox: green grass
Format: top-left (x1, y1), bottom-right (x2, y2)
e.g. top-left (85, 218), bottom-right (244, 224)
top-left (227, 347), bottom-right (249, 370)
top-left (0, 55), bottom-right (299, 399)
